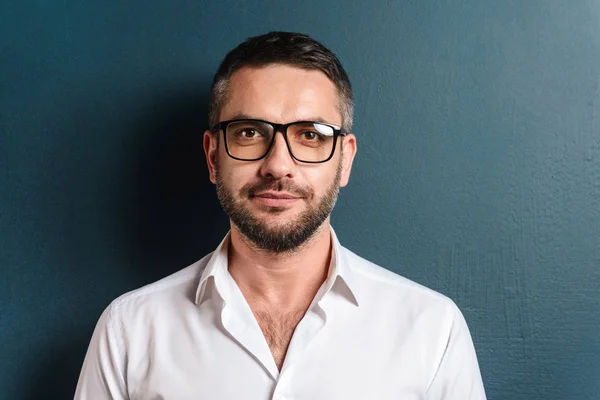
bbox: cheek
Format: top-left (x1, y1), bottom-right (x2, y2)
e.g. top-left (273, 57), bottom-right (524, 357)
top-left (303, 165), bottom-right (337, 195)
top-left (219, 160), bottom-right (260, 191)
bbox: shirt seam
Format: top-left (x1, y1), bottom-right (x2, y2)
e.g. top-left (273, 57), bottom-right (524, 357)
top-left (424, 305), bottom-right (458, 394)
top-left (106, 302), bottom-right (127, 396)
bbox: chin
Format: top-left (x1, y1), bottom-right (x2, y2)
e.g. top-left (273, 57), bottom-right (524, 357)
top-left (257, 210), bottom-right (302, 226)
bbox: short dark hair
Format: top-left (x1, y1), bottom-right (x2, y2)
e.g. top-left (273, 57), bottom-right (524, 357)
top-left (208, 31), bottom-right (354, 131)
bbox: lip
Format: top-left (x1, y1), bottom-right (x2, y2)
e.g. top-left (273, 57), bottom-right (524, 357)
top-left (252, 191), bottom-right (301, 207)
top-left (253, 191), bottom-right (301, 199)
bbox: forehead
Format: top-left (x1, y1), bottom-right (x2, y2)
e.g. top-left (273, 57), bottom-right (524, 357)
top-left (220, 64), bottom-right (342, 126)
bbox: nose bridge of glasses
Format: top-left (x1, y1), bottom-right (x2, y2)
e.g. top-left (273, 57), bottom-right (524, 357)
top-left (271, 122), bottom-right (290, 137)
top-left (266, 123), bottom-right (294, 159)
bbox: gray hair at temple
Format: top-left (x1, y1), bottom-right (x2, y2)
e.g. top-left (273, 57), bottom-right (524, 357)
top-left (208, 31), bottom-right (354, 132)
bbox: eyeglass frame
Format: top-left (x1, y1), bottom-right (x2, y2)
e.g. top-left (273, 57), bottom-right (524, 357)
top-left (211, 118), bottom-right (347, 164)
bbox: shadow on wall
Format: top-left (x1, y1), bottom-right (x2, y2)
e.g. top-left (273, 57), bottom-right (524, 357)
top-left (118, 86), bottom-right (229, 282)
top-left (21, 84), bottom-right (229, 399)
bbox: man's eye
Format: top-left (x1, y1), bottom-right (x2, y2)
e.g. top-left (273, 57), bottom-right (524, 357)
top-left (238, 129), bottom-right (262, 138)
top-left (301, 131), bottom-right (322, 140)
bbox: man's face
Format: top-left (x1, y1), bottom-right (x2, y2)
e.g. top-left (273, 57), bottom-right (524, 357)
top-left (204, 64), bottom-right (356, 253)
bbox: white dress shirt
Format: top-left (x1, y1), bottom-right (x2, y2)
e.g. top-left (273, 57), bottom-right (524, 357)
top-left (75, 228), bottom-right (486, 399)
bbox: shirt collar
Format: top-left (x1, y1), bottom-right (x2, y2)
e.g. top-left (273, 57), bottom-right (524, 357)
top-left (322, 227), bottom-right (360, 306)
top-left (194, 233), bottom-right (230, 305)
top-left (194, 226), bottom-right (360, 307)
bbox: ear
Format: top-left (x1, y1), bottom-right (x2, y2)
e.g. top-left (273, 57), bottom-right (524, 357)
top-left (339, 133), bottom-right (357, 187)
top-left (203, 129), bottom-right (218, 184)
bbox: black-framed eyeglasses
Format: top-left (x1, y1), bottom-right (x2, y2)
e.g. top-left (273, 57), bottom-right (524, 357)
top-left (211, 119), bottom-right (347, 163)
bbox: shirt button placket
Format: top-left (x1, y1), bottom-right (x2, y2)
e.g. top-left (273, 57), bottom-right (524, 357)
top-left (273, 363), bottom-right (292, 400)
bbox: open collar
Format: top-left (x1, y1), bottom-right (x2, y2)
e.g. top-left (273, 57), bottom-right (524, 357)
top-left (194, 226), bottom-right (360, 307)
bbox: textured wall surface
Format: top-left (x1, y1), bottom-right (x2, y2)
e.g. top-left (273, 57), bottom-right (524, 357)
top-left (1, 1), bottom-right (599, 399)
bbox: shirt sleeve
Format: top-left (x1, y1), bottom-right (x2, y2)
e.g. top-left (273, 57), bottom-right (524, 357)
top-left (74, 303), bottom-right (128, 400)
top-left (426, 305), bottom-right (486, 400)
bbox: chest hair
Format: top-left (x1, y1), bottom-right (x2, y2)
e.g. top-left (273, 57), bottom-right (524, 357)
top-left (253, 308), bottom-right (307, 370)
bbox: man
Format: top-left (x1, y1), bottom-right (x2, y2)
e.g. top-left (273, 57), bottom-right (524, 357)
top-left (75, 31), bottom-right (486, 399)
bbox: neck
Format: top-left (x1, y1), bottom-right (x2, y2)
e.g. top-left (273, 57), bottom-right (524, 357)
top-left (227, 220), bottom-right (332, 310)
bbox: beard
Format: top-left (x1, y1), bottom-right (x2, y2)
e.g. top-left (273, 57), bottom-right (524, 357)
top-left (215, 161), bottom-right (342, 254)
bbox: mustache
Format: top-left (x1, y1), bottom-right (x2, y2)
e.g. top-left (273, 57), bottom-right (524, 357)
top-left (240, 179), bottom-right (313, 200)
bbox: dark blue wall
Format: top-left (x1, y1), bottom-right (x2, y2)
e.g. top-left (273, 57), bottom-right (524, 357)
top-left (2, 1), bottom-right (599, 399)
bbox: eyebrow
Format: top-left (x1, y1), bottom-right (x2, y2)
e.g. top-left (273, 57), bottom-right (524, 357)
top-left (227, 113), bottom-right (333, 125)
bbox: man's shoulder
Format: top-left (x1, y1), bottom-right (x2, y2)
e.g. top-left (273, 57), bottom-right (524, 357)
top-left (341, 246), bottom-right (458, 314)
top-left (104, 252), bottom-right (213, 318)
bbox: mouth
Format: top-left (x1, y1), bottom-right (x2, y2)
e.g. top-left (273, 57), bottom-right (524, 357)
top-left (251, 191), bottom-right (302, 207)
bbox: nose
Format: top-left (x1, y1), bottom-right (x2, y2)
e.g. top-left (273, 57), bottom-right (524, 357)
top-left (258, 131), bottom-right (296, 179)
